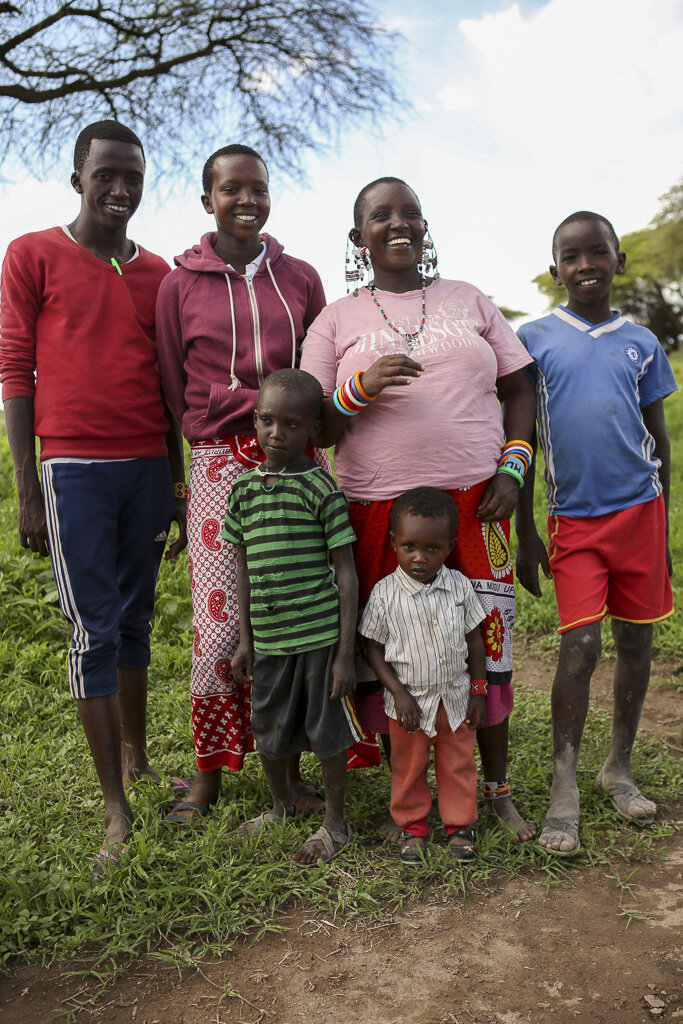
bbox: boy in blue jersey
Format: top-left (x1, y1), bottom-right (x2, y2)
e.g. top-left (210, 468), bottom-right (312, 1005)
top-left (516, 212), bottom-right (676, 857)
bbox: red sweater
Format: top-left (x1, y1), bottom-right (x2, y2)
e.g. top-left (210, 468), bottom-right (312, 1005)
top-left (0, 226), bottom-right (170, 459)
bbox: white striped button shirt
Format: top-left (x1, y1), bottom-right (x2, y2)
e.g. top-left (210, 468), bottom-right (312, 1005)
top-left (359, 565), bottom-right (485, 738)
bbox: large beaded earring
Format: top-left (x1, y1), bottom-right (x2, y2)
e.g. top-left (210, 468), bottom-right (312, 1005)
top-left (419, 221), bottom-right (439, 279)
top-left (345, 237), bottom-right (373, 294)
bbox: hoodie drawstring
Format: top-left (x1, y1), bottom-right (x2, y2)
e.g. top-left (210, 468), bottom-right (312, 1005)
top-left (266, 258), bottom-right (297, 369)
top-left (224, 273), bottom-right (241, 390)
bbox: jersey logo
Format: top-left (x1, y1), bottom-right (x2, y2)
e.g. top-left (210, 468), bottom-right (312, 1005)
top-left (625, 346), bottom-right (640, 363)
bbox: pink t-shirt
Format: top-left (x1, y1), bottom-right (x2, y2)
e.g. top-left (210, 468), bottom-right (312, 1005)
top-left (300, 278), bottom-right (533, 501)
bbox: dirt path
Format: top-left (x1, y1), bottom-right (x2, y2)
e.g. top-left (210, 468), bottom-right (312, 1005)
top-left (1, 653), bottom-right (681, 1024)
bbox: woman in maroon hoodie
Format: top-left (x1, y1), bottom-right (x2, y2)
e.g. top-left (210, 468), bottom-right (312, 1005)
top-left (156, 144), bottom-right (329, 822)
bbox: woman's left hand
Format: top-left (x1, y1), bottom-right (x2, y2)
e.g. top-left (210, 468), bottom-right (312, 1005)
top-left (476, 473), bottom-right (520, 522)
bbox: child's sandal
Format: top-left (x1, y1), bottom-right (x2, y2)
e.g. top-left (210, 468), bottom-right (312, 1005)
top-left (399, 833), bottom-right (428, 864)
top-left (448, 828), bottom-right (476, 862)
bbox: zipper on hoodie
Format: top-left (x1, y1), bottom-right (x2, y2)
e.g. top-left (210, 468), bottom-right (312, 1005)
top-left (245, 275), bottom-right (264, 386)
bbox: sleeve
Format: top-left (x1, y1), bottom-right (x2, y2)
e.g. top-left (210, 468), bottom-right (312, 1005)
top-left (318, 487), bottom-right (356, 550)
top-left (0, 240), bottom-right (40, 401)
top-left (300, 305), bottom-right (339, 396)
top-left (638, 337), bottom-right (678, 408)
top-left (516, 325), bottom-right (538, 385)
top-left (303, 268), bottom-right (327, 332)
top-left (359, 585), bottom-right (390, 644)
top-left (221, 487), bottom-right (244, 545)
top-left (155, 272), bottom-right (190, 426)
top-left (460, 576), bottom-right (486, 633)
top-left (474, 289), bottom-right (534, 379)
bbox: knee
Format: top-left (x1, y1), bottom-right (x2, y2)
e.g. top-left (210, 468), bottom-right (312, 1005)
top-left (560, 628), bottom-right (601, 677)
top-left (613, 621), bottom-right (652, 662)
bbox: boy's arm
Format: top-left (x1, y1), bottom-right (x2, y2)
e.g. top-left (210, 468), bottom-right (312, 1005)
top-left (4, 396), bottom-right (48, 556)
top-left (230, 545), bottom-right (254, 683)
top-left (163, 405), bottom-right (188, 560)
top-left (329, 543), bottom-right (358, 699)
top-left (514, 425), bottom-right (552, 597)
top-left (642, 398), bottom-right (673, 577)
top-left (464, 627), bottom-right (487, 730)
top-left (477, 367), bottom-right (536, 522)
top-left (364, 638), bottom-right (421, 732)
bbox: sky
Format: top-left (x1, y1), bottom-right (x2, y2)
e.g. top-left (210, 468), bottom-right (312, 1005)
top-left (1, 0), bottom-right (682, 322)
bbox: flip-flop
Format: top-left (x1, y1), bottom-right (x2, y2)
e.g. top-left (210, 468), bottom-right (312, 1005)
top-left (290, 784), bottom-right (326, 817)
top-left (538, 815), bottom-right (580, 858)
top-left (291, 824), bottom-right (353, 867)
top-left (164, 800), bottom-right (210, 825)
top-left (596, 770), bottom-right (656, 824)
top-left (92, 844), bottom-right (131, 878)
top-left (448, 828), bottom-right (476, 863)
top-left (399, 833), bottom-right (428, 864)
top-left (169, 776), bottom-right (192, 796)
top-left (233, 804), bottom-right (297, 837)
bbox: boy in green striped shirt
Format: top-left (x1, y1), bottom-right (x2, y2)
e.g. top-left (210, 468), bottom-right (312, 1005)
top-left (226, 369), bottom-right (362, 866)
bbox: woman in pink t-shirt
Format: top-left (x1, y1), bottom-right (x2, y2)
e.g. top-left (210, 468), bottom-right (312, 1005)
top-left (301, 176), bottom-right (537, 841)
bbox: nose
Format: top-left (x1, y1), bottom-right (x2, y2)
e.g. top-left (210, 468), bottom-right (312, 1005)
top-left (109, 176), bottom-right (130, 199)
top-left (577, 250), bottom-right (595, 272)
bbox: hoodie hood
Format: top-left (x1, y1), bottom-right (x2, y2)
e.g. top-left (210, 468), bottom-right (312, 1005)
top-left (174, 232), bottom-right (285, 274)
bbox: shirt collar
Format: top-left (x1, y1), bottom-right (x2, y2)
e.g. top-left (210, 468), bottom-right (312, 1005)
top-left (226, 241), bottom-right (266, 277)
top-left (394, 564), bottom-right (452, 596)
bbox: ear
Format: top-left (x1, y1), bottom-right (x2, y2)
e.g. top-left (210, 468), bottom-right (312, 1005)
top-left (549, 263), bottom-right (562, 287)
top-left (253, 409), bottom-right (258, 427)
top-left (201, 193), bottom-right (214, 216)
top-left (389, 530), bottom-right (397, 552)
top-left (308, 418), bottom-right (321, 443)
top-left (71, 171), bottom-right (83, 195)
top-left (615, 250), bottom-right (626, 276)
top-left (447, 536), bottom-right (457, 556)
top-left (349, 227), bottom-right (361, 248)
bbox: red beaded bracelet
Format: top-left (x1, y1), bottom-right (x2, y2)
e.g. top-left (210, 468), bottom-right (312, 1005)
top-left (470, 678), bottom-right (488, 696)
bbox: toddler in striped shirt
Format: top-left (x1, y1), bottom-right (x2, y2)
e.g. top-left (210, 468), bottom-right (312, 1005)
top-left (359, 487), bottom-right (488, 864)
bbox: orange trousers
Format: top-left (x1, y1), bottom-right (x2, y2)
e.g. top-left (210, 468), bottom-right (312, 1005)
top-left (389, 704), bottom-right (478, 837)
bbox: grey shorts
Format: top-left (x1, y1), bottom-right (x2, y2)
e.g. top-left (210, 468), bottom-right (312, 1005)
top-left (251, 644), bottom-right (363, 761)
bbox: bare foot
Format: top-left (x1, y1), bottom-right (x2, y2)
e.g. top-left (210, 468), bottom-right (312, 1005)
top-left (122, 764), bottom-right (161, 789)
top-left (166, 769), bottom-right (221, 822)
top-left (485, 795), bottom-right (536, 842)
top-left (103, 804), bottom-right (133, 845)
top-left (379, 812), bottom-right (404, 844)
top-left (596, 766), bottom-right (656, 822)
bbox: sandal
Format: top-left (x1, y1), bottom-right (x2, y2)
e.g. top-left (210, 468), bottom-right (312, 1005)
top-left (235, 804), bottom-right (297, 837)
top-left (448, 829), bottom-right (476, 862)
top-left (596, 769), bottom-right (656, 824)
top-left (538, 815), bottom-right (580, 858)
top-left (92, 844), bottom-right (131, 878)
top-left (399, 833), bottom-right (428, 864)
top-left (291, 824), bottom-right (352, 867)
top-left (290, 784), bottom-right (326, 817)
top-left (164, 800), bottom-right (210, 825)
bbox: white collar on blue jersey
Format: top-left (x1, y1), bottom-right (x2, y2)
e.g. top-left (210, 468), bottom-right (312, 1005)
top-left (553, 305), bottom-right (626, 339)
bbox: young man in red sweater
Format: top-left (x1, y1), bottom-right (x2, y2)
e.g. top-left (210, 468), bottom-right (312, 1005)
top-left (0, 121), bottom-right (186, 872)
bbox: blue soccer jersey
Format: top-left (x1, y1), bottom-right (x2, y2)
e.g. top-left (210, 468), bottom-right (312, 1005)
top-left (517, 307), bottom-right (678, 517)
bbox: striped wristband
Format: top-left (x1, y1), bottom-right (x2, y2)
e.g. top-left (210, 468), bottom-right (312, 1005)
top-left (333, 372), bottom-right (376, 416)
top-left (496, 439), bottom-right (533, 488)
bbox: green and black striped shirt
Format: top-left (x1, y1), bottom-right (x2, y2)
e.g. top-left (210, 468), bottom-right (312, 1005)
top-left (222, 466), bottom-right (356, 655)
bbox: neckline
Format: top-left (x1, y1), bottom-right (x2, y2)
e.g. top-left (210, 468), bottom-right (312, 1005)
top-left (60, 224), bottom-right (140, 265)
top-left (557, 304), bottom-right (620, 330)
top-left (365, 279), bottom-right (438, 299)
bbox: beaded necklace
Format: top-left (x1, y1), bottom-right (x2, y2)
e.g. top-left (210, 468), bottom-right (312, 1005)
top-left (368, 274), bottom-right (426, 352)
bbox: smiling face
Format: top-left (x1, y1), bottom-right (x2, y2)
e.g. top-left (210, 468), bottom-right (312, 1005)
top-left (352, 181), bottom-right (426, 288)
top-left (550, 218), bottom-right (625, 318)
top-left (391, 513), bottom-right (455, 585)
top-left (70, 139), bottom-right (144, 230)
top-left (254, 386), bottom-right (320, 472)
top-left (202, 154), bottom-right (270, 240)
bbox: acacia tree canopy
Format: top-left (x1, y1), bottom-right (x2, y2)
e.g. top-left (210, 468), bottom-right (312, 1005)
top-left (0, 1), bottom-right (399, 175)
top-left (533, 178), bottom-right (683, 351)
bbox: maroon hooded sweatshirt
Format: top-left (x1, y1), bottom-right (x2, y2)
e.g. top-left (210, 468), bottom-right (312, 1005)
top-left (155, 232), bottom-right (326, 441)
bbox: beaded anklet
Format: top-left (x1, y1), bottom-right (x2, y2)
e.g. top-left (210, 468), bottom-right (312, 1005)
top-left (496, 439), bottom-right (533, 488)
top-left (482, 779), bottom-right (511, 801)
top-left (333, 371), bottom-right (376, 417)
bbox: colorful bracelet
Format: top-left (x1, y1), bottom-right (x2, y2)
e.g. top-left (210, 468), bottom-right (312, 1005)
top-left (470, 678), bottom-right (488, 696)
top-left (174, 481), bottom-right (188, 500)
top-left (333, 371), bottom-right (376, 417)
top-left (496, 438), bottom-right (533, 489)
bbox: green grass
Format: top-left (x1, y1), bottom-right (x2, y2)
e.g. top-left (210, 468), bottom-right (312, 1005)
top-left (0, 353), bottom-right (680, 974)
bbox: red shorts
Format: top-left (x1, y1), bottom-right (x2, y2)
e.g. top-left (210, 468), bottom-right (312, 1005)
top-left (548, 494), bottom-right (673, 634)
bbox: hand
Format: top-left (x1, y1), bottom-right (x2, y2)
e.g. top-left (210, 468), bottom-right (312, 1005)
top-left (477, 473), bottom-right (520, 522)
top-left (231, 642), bottom-right (254, 683)
top-left (165, 501), bottom-right (188, 560)
top-left (330, 652), bottom-right (356, 700)
top-left (17, 491), bottom-right (49, 556)
top-left (465, 694), bottom-right (487, 730)
top-left (515, 530), bottom-right (552, 598)
top-left (360, 354), bottom-right (424, 397)
top-left (393, 688), bottom-right (422, 732)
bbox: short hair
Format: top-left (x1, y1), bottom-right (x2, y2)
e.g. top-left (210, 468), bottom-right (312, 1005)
top-left (551, 211), bottom-right (620, 262)
top-left (73, 121), bottom-right (144, 172)
top-left (390, 487), bottom-right (459, 535)
top-left (259, 368), bottom-right (323, 417)
top-left (202, 144), bottom-right (269, 195)
top-left (353, 176), bottom-right (421, 227)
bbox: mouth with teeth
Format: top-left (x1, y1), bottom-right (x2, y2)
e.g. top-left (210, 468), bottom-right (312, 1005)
top-left (234, 212), bottom-right (258, 222)
top-left (386, 236), bottom-right (413, 247)
top-left (104, 203), bottom-right (131, 214)
top-left (577, 278), bottom-right (600, 286)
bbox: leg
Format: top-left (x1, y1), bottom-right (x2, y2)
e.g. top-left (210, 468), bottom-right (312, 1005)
top-left (291, 752), bottom-right (350, 865)
top-left (540, 622), bottom-right (601, 854)
top-left (77, 695), bottom-right (133, 845)
top-left (288, 752), bottom-right (326, 815)
top-left (477, 716), bottom-right (536, 841)
top-left (118, 667), bottom-right (160, 786)
top-left (596, 621), bottom-right (656, 821)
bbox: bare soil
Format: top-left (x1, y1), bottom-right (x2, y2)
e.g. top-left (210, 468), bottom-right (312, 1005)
top-left (2, 652), bottom-right (681, 1024)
